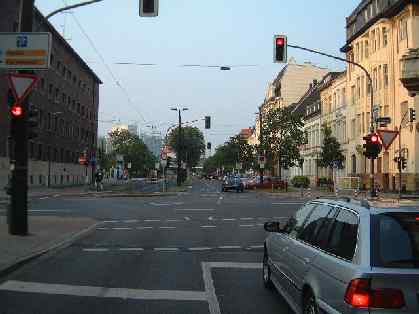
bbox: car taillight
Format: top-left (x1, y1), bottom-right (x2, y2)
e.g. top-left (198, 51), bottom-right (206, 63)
top-left (345, 279), bottom-right (405, 309)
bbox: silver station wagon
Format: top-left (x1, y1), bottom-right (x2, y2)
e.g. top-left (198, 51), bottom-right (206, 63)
top-left (263, 198), bottom-right (419, 314)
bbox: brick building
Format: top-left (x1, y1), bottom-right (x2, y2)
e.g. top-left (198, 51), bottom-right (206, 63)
top-left (0, 1), bottom-right (102, 188)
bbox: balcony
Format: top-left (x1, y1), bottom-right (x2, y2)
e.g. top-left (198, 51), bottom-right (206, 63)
top-left (400, 48), bottom-right (419, 97)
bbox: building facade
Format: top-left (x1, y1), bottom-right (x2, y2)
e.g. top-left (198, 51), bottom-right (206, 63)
top-left (341, 0), bottom-right (419, 191)
top-left (0, 2), bottom-right (101, 188)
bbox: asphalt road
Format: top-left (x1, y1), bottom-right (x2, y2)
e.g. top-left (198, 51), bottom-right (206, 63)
top-left (0, 179), bottom-right (305, 314)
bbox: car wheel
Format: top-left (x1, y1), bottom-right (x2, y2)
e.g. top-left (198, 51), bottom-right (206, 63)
top-left (263, 250), bottom-right (274, 289)
top-left (303, 292), bottom-right (319, 314)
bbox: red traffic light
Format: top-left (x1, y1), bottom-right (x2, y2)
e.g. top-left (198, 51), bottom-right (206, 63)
top-left (276, 37), bottom-right (285, 46)
top-left (371, 134), bottom-right (379, 143)
top-left (11, 105), bottom-right (23, 117)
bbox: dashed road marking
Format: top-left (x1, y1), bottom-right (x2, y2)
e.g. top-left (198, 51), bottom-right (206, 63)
top-left (154, 248), bottom-right (179, 252)
top-left (175, 208), bottom-right (215, 212)
top-left (222, 218), bottom-right (236, 221)
top-left (240, 217), bottom-right (254, 220)
top-left (119, 248), bottom-right (144, 252)
top-left (83, 248), bottom-right (109, 252)
top-left (248, 245), bottom-right (264, 249)
top-left (97, 227), bottom-right (109, 231)
top-left (137, 226), bottom-right (153, 230)
top-left (166, 219), bottom-right (180, 222)
top-left (239, 224), bottom-right (254, 227)
top-left (159, 226), bottom-right (176, 230)
top-left (188, 247), bottom-right (212, 251)
top-left (103, 220), bottom-right (119, 223)
top-left (184, 216), bottom-right (191, 221)
top-left (201, 225), bottom-right (216, 228)
top-left (218, 245), bottom-right (241, 249)
top-left (272, 202), bottom-right (304, 205)
top-left (144, 219), bottom-right (160, 222)
top-left (39, 197), bottom-right (49, 200)
top-left (123, 219), bottom-right (139, 223)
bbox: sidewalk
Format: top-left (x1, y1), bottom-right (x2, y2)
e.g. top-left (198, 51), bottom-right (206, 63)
top-left (0, 215), bottom-right (98, 276)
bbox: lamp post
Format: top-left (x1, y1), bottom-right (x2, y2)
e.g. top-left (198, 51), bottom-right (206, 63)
top-left (170, 107), bottom-right (188, 186)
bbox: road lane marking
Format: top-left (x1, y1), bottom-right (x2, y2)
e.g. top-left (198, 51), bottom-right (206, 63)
top-left (257, 217), bottom-right (268, 220)
top-left (149, 202), bottom-right (171, 206)
top-left (272, 202), bottom-right (304, 205)
top-left (240, 217), bottom-right (254, 220)
top-left (166, 219), bottom-right (180, 222)
top-left (103, 220), bottom-right (119, 223)
top-left (123, 220), bottom-right (139, 223)
top-left (83, 248), bottom-right (109, 252)
top-left (39, 197), bottom-right (49, 200)
top-left (256, 223), bottom-right (264, 226)
top-left (184, 216), bottom-right (191, 221)
top-left (159, 226), bottom-right (176, 230)
top-left (137, 226), bottom-right (153, 230)
top-left (175, 209), bottom-right (215, 211)
top-left (208, 216), bottom-right (215, 221)
top-left (154, 248), bottom-right (179, 252)
top-left (173, 202), bottom-right (184, 205)
top-left (273, 216), bottom-right (289, 220)
top-left (239, 224), bottom-right (254, 227)
top-left (119, 248), bottom-right (144, 252)
top-left (222, 218), bottom-right (236, 221)
top-left (53, 194), bottom-right (60, 198)
top-left (188, 247), bottom-right (212, 251)
top-left (97, 228), bottom-right (109, 230)
top-left (0, 280), bottom-right (207, 302)
top-left (248, 245), bottom-right (264, 249)
top-left (200, 225), bottom-right (216, 228)
top-left (144, 219), bottom-right (160, 222)
top-left (112, 227), bottom-right (132, 230)
top-left (218, 246), bottom-right (241, 249)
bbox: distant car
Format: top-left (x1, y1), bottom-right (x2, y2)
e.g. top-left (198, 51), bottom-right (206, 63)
top-left (222, 176), bottom-right (244, 192)
top-left (263, 198), bottom-right (419, 314)
top-left (246, 176), bottom-right (285, 189)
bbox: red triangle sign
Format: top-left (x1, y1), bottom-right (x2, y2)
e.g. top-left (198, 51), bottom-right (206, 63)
top-left (377, 129), bottom-right (399, 151)
top-left (7, 73), bottom-right (39, 104)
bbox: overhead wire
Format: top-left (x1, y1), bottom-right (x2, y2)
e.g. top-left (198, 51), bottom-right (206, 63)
top-left (60, 0), bottom-right (147, 123)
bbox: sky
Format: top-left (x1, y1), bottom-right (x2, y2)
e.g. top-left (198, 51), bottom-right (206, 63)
top-left (34, 0), bottom-right (360, 150)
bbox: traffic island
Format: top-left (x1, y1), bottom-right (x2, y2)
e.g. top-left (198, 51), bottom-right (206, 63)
top-left (0, 215), bottom-right (99, 277)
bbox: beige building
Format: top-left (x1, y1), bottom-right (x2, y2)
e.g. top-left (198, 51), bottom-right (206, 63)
top-left (341, 0), bottom-right (419, 191)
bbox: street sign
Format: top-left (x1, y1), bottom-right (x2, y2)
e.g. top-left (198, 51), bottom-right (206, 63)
top-left (7, 73), bottom-right (38, 104)
top-left (160, 159), bottom-right (167, 167)
top-left (127, 162), bottom-right (132, 169)
top-left (372, 105), bottom-right (380, 121)
top-left (0, 33), bottom-right (52, 70)
top-left (377, 129), bottom-right (399, 151)
top-left (78, 156), bottom-right (87, 165)
top-left (375, 116), bottom-right (391, 124)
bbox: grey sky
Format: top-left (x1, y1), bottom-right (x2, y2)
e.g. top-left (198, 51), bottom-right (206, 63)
top-left (35, 0), bottom-right (360, 149)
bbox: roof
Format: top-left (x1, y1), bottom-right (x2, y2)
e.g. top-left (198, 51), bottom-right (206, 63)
top-left (34, 7), bottom-right (102, 84)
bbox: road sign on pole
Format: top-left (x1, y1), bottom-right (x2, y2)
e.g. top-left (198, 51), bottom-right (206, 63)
top-left (372, 105), bottom-right (380, 122)
top-left (377, 129), bottom-right (399, 151)
top-left (7, 73), bottom-right (38, 104)
top-left (0, 33), bottom-right (52, 70)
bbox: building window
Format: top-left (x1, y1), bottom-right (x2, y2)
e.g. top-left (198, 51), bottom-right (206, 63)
top-left (383, 64), bottom-right (389, 87)
top-left (378, 65), bottom-right (382, 90)
top-left (360, 76), bottom-right (365, 98)
top-left (50, 54), bottom-right (55, 67)
top-left (399, 17), bottom-right (408, 41)
top-left (55, 88), bottom-right (59, 102)
top-left (377, 28), bottom-right (381, 49)
top-left (351, 119), bottom-right (356, 139)
top-left (342, 88), bottom-right (346, 105)
top-left (72, 100), bottom-right (76, 111)
top-left (40, 78), bottom-right (45, 91)
top-left (54, 116), bottom-right (58, 131)
top-left (62, 92), bottom-right (66, 104)
top-left (372, 29), bottom-right (377, 52)
top-left (68, 96), bottom-right (71, 106)
top-left (77, 103), bottom-right (81, 114)
top-left (373, 68), bottom-right (378, 91)
top-left (38, 144), bottom-right (42, 160)
top-left (47, 113), bottom-right (51, 130)
top-left (365, 40), bottom-right (369, 58)
top-left (73, 75), bottom-right (77, 84)
top-left (351, 85), bottom-right (355, 105)
top-left (382, 27), bottom-right (388, 46)
top-left (29, 141), bottom-right (35, 159)
top-left (48, 84), bottom-right (53, 98)
top-left (56, 60), bottom-right (61, 72)
top-left (356, 77), bottom-right (361, 100)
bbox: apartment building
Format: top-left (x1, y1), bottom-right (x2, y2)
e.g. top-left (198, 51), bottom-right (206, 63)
top-left (341, 0), bottom-right (419, 191)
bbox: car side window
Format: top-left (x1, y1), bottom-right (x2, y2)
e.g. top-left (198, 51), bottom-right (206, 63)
top-left (285, 203), bottom-right (317, 238)
top-left (326, 209), bottom-right (359, 261)
top-left (298, 204), bottom-right (335, 245)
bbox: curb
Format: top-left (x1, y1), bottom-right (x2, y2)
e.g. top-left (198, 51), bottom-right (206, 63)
top-left (0, 221), bottom-right (101, 279)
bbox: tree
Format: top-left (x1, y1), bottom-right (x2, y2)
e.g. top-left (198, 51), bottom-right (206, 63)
top-left (318, 124), bottom-right (345, 179)
top-left (262, 107), bottom-right (306, 179)
top-left (168, 126), bottom-right (205, 169)
top-left (108, 129), bottom-right (156, 177)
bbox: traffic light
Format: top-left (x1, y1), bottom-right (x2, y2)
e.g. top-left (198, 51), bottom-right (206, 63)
top-left (401, 157), bottom-right (407, 170)
top-left (27, 105), bottom-right (39, 140)
top-left (207, 142), bottom-right (212, 150)
top-left (205, 116), bottom-right (211, 129)
top-left (409, 108), bottom-right (416, 123)
top-left (139, 0), bottom-right (158, 17)
top-left (363, 133), bottom-right (382, 159)
top-left (10, 105), bottom-right (23, 117)
top-left (274, 35), bottom-right (287, 63)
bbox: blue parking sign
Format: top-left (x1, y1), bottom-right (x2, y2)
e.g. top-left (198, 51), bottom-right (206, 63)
top-left (16, 35), bottom-right (28, 48)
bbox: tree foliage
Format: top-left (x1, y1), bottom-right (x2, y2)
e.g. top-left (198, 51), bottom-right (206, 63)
top-left (261, 107), bottom-right (306, 178)
top-left (168, 126), bottom-right (205, 169)
top-left (108, 129), bottom-right (156, 177)
top-left (318, 124), bottom-right (345, 177)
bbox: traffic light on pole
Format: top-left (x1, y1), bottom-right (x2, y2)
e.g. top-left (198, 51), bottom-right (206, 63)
top-left (205, 116), bottom-right (211, 129)
top-left (27, 105), bottom-right (39, 140)
top-left (274, 35), bottom-right (287, 63)
top-left (362, 134), bottom-right (371, 158)
top-left (409, 108), bottom-right (416, 123)
top-left (401, 157), bottom-right (407, 170)
top-left (139, 0), bottom-right (158, 17)
top-left (363, 133), bottom-right (382, 159)
top-left (207, 142), bottom-right (212, 150)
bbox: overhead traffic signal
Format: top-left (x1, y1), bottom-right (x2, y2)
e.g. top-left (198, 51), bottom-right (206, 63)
top-left (409, 108), bottom-right (416, 123)
top-left (27, 105), bottom-right (39, 140)
top-left (205, 116), bottom-right (211, 129)
top-left (139, 0), bottom-right (158, 17)
top-left (274, 35), bottom-right (287, 63)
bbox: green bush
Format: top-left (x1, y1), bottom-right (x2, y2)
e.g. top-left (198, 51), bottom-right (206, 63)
top-left (291, 176), bottom-right (310, 188)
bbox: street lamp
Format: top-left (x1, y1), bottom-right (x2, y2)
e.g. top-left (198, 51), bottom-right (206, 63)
top-left (170, 107), bottom-right (189, 186)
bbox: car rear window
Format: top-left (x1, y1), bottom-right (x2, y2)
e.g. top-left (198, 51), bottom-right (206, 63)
top-left (372, 213), bottom-right (419, 269)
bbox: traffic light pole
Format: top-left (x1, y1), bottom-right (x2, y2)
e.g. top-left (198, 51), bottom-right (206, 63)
top-left (398, 109), bottom-right (409, 199)
top-left (288, 44), bottom-right (376, 197)
top-left (9, 0), bottom-right (34, 235)
top-left (177, 110), bottom-right (182, 187)
top-left (258, 106), bottom-right (264, 185)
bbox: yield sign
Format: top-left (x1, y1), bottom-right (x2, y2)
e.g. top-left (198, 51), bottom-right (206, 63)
top-left (377, 129), bottom-right (399, 151)
top-left (6, 73), bottom-right (39, 104)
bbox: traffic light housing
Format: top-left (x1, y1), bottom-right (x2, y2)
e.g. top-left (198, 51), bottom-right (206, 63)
top-left (409, 108), bottom-right (416, 123)
top-left (139, 0), bottom-right (158, 17)
top-left (274, 35), bottom-right (287, 63)
top-left (205, 116), bottom-right (211, 129)
top-left (207, 142), bottom-right (212, 150)
top-left (27, 105), bottom-right (39, 140)
top-left (363, 133), bottom-right (382, 159)
top-left (401, 157), bottom-right (407, 170)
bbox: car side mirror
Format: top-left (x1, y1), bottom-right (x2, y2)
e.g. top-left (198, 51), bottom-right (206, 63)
top-left (264, 221), bottom-right (282, 233)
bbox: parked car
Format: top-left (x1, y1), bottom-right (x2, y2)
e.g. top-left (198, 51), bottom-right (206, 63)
top-left (246, 176), bottom-right (285, 189)
top-left (222, 175), bottom-right (244, 192)
top-left (263, 198), bottom-right (419, 314)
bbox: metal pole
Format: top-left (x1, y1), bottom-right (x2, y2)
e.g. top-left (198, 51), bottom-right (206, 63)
top-left (45, 0), bottom-right (104, 20)
top-left (288, 44), bottom-right (376, 197)
top-left (259, 106), bottom-right (264, 185)
top-left (399, 127), bottom-right (402, 199)
top-left (177, 110), bottom-right (182, 186)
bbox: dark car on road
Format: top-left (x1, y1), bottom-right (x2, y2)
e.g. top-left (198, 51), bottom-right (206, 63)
top-left (222, 175), bottom-right (244, 193)
top-left (263, 198), bottom-right (419, 314)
